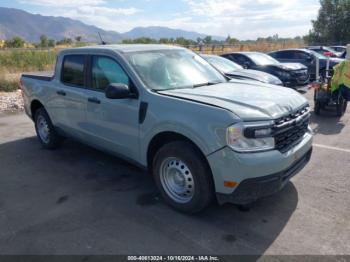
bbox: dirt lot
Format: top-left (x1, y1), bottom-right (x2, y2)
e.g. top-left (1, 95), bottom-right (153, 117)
top-left (0, 89), bottom-right (349, 255)
top-left (0, 91), bottom-right (24, 114)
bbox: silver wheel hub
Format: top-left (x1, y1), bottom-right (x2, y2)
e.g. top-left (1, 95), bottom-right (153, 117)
top-left (37, 115), bottom-right (50, 144)
top-left (159, 157), bottom-right (195, 204)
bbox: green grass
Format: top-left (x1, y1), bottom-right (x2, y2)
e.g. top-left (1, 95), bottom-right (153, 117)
top-left (0, 78), bottom-right (19, 92)
top-left (0, 49), bottom-right (57, 92)
top-left (0, 49), bottom-right (57, 73)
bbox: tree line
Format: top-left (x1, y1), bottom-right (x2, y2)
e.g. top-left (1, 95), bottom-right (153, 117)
top-left (304, 0), bottom-right (350, 45)
top-left (121, 35), bottom-right (220, 45)
top-left (3, 34), bottom-right (302, 49)
top-left (121, 35), bottom-right (302, 46)
top-left (2, 35), bottom-right (82, 48)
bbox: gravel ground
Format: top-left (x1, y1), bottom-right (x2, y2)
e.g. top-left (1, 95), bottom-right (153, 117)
top-left (0, 90), bottom-right (24, 114)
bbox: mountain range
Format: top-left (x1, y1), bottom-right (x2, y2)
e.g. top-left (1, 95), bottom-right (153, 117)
top-left (0, 7), bottom-right (223, 43)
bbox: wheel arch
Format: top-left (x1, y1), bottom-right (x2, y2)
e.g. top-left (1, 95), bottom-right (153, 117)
top-left (30, 99), bottom-right (44, 119)
top-left (146, 131), bottom-right (211, 173)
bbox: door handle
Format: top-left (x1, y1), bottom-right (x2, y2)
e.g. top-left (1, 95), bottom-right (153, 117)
top-left (57, 90), bottom-right (66, 96)
top-left (88, 97), bottom-right (101, 104)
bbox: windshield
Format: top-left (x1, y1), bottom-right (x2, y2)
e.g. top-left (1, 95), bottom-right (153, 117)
top-left (125, 49), bottom-right (227, 91)
top-left (245, 53), bottom-right (280, 66)
top-left (324, 46), bottom-right (338, 53)
top-left (308, 49), bottom-right (327, 59)
top-left (204, 55), bottom-right (243, 74)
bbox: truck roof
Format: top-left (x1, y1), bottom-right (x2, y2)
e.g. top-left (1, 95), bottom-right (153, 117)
top-left (66, 44), bottom-right (185, 54)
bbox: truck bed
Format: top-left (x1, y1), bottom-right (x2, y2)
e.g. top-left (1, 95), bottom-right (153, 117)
top-left (21, 71), bottom-right (54, 81)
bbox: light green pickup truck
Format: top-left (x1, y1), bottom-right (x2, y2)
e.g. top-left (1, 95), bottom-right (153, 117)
top-left (21, 45), bottom-right (313, 213)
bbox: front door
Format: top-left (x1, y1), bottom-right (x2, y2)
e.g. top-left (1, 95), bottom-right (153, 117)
top-left (84, 55), bottom-right (140, 161)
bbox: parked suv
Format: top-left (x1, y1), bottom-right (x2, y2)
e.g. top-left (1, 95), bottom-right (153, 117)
top-left (269, 49), bottom-right (344, 80)
top-left (306, 46), bottom-right (342, 58)
top-left (202, 54), bottom-right (283, 86)
top-left (221, 52), bottom-right (309, 88)
top-left (21, 45), bottom-right (313, 213)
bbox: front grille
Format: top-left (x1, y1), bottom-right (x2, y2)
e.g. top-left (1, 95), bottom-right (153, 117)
top-left (274, 106), bottom-right (310, 153)
top-left (292, 69), bottom-right (309, 82)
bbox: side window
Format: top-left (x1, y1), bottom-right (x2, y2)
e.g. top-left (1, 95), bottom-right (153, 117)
top-left (274, 51), bottom-right (292, 59)
top-left (295, 52), bottom-right (309, 60)
top-left (223, 54), bottom-right (236, 62)
top-left (92, 56), bottom-right (129, 91)
top-left (274, 51), bottom-right (286, 59)
top-left (61, 55), bottom-right (85, 87)
top-left (235, 55), bottom-right (251, 66)
top-left (269, 52), bottom-right (278, 58)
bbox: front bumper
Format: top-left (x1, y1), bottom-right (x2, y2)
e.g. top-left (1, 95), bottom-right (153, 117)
top-left (207, 132), bottom-right (313, 204)
top-left (284, 77), bottom-right (310, 88)
top-left (216, 148), bottom-right (312, 204)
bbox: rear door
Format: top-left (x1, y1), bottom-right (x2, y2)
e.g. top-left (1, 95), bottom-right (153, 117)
top-left (49, 54), bottom-right (88, 139)
top-left (83, 55), bottom-right (140, 160)
top-left (294, 51), bottom-right (315, 73)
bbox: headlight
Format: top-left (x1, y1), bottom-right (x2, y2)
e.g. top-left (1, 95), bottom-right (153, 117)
top-left (273, 78), bottom-right (283, 86)
top-left (226, 122), bottom-right (275, 152)
top-left (308, 125), bottom-right (314, 134)
top-left (276, 70), bottom-right (290, 79)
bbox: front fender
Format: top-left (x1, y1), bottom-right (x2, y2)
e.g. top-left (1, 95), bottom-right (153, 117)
top-left (138, 94), bottom-right (237, 166)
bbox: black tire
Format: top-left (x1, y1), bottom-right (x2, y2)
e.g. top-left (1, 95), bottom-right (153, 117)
top-left (336, 95), bottom-right (347, 117)
top-left (152, 141), bottom-right (214, 214)
top-left (314, 101), bottom-right (321, 115)
top-left (319, 69), bottom-right (327, 80)
top-left (34, 107), bottom-right (63, 149)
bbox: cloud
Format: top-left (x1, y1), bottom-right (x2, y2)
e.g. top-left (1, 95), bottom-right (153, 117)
top-left (20, 0), bottom-right (106, 7)
top-left (76, 6), bottom-right (140, 16)
top-left (181, 0), bottom-right (319, 38)
top-left (19, 0), bottom-right (320, 39)
top-left (184, 0), bottom-right (243, 16)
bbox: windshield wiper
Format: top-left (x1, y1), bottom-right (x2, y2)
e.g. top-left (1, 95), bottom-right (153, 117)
top-left (193, 81), bottom-right (223, 88)
top-left (154, 81), bottom-right (225, 92)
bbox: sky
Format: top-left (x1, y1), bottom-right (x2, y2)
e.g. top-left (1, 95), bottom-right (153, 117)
top-left (0, 0), bottom-right (321, 40)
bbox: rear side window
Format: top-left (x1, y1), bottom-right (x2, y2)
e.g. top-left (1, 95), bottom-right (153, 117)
top-left (61, 55), bottom-right (85, 87)
top-left (234, 54), bottom-right (251, 66)
top-left (271, 51), bottom-right (283, 59)
top-left (294, 51), bottom-right (309, 60)
top-left (92, 56), bottom-right (129, 91)
top-left (272, 51), bottom-right (292, 59)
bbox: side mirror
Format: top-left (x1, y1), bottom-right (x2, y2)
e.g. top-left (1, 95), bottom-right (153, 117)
top-left (105, 83), bottom-right (135, 99)
top-left (307, 56), bottom-right (314, 62)
top-left (243, 62), bottom-right (250, 69)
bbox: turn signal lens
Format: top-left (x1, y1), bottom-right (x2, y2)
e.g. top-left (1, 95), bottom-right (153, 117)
top-left (224, 181), bottom-right (237, 188)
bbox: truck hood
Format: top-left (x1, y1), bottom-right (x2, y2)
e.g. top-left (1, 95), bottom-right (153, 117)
top-left (230, 69), bottom-right (283, 85)
top-left (158, 81), bottom-right (308, 121)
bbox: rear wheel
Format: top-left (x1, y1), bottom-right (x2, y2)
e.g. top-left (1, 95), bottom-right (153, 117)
top-left (34, 107), bottom-right (63, 149)
top-left (152, 141), bottom-right (214, 213)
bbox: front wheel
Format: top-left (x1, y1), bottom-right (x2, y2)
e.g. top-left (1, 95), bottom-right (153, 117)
top-left (34, 107), bottom-right (63, 149)
top-left (314, 101), bottom-right (321, 115)
top-left (336, 94), bottom-right (347, 117)
top-left (152, 141), bottom-right (214, 213)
